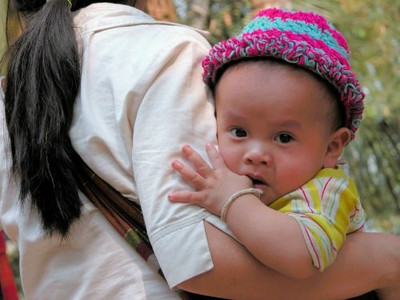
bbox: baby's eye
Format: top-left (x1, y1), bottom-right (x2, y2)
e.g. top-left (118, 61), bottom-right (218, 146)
top-left (275, 133), bottom-right (294, 144)
top-left (230, 128), bottom-right (247, 138)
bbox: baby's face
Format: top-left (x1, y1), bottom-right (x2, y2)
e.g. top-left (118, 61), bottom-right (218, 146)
top-left (215, 61), bottom-right (337, 205)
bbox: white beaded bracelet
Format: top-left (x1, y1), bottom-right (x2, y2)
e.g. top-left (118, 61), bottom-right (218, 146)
top-left (220, 188), bottom-right (264, 222)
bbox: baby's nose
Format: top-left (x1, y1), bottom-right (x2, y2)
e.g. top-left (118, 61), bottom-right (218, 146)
top-left (244, 146), bottom-right (271, 166)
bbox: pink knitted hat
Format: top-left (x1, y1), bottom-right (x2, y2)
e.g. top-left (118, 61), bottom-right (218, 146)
top-left (202, 8), bottom-right (365, 139)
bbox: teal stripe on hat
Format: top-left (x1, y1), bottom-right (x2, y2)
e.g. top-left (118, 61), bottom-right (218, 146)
top-left (242, 17), bottom-right (349, 61)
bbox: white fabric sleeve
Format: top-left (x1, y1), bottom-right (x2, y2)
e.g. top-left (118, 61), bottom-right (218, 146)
top-left (131, 28), bottom-right (229, 288)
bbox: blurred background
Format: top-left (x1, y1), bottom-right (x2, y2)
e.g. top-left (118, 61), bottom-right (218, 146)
top-left (1, 0), bottom-right (399, 298)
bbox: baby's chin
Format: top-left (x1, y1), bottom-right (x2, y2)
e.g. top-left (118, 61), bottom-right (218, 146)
top-left (260, 187), bottom-right (293, 206)
top-left (259, 190), bottom-right (278, 206)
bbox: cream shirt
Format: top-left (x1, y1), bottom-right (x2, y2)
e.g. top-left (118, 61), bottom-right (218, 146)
top-left (0, 3), bottom-right (230, 299)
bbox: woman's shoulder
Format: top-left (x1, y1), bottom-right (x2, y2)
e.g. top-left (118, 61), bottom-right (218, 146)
top-left (137, 19), bottom-right (211, 53)
top-left (154, 20), bottom-right (210, 42)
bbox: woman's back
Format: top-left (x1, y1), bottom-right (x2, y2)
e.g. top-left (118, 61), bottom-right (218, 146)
top-left (0, 3), bottom-right (215, 298)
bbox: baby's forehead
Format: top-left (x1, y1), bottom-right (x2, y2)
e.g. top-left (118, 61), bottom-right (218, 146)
top-left (217, 59), bottom-right (338, 98)
top-left (215, 61), bottom-right (340, 128)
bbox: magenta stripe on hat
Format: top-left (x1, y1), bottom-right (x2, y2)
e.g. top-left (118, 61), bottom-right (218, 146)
top-left (246, 28), bottom-right (350, 68)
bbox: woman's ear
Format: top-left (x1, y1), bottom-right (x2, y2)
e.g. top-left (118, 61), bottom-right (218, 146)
top-left (323, 127), bottom-right (351, 168)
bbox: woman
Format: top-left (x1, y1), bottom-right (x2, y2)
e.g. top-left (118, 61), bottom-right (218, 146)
top-left (0, 0), bottom-right (399, 299)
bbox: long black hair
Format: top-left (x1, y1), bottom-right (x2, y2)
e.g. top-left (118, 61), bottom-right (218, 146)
top-left (3, 0), bottom-right (136, 237)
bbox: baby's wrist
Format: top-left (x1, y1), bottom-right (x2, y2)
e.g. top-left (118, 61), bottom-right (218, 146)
top-left (220, 188), bottom-right (263, 222)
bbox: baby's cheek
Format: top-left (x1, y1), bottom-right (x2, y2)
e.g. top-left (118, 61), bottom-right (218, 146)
top-left (277, 166), bottom-right (307, 194)
top-left (219, 147), bottom-right (241, 172)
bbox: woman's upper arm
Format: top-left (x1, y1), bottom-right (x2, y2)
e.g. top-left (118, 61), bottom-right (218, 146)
top-left (181, 226), bottom-right (400, 299)
top-left (178, 222), bottom-right (301, 299)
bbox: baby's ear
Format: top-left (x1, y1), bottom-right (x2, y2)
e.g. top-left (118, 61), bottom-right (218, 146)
top-left (323, 128), bottom-right (351, 168)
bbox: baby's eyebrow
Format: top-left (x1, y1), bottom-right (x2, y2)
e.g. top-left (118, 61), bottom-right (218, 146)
top-left (272, 120), bottom-right (302, 129)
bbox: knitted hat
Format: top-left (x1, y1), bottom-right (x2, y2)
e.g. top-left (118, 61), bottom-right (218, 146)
top-left (202, 8), bottom-right (365, 139)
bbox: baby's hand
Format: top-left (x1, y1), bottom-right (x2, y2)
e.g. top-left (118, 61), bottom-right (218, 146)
top-left (168, 143), bottom-right (252, 217)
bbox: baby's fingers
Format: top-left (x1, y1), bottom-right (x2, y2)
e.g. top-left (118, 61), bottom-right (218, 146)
top-left (181, 145), bottom-right (213, 178)
top-left (168, 190), bottom-right (203, 205)
top-left (205, 143), bottom-right (228, 170)
top-left (171, 159), bottom-right (205, 189)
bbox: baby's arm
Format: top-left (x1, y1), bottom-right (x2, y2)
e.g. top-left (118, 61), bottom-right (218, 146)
top-left (169, 143), bottom-right (316, 278)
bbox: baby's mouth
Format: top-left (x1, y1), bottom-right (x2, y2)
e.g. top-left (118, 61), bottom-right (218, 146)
top-left (249, 177), bottom-right (268, 189)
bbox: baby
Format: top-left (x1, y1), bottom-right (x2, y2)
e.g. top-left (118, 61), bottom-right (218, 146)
top-left (169, 8), bottom-right (365, 279)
